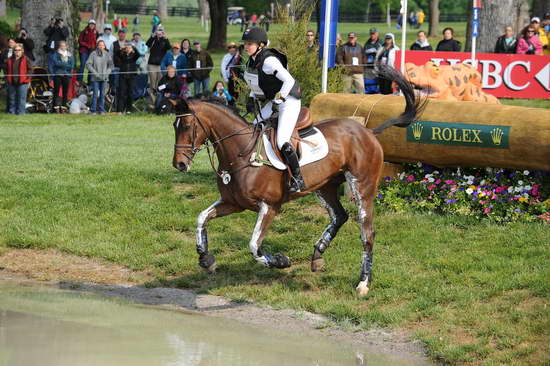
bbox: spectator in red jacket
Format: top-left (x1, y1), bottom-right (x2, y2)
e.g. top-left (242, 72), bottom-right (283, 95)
top-left (6, 43), bottom-right (32, 114)
top-left (517, 25), bottom-right (543, 55)
top-left (78, 19), bottom-right (98, 82)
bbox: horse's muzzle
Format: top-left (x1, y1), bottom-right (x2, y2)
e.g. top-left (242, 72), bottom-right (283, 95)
top-left (174, 161), bottom-right (190, 172)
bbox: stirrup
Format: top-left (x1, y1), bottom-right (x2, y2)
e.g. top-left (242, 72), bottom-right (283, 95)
top-left (289, 175), bottom-right (306, 193)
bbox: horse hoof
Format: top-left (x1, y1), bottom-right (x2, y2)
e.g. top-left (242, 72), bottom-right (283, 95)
top-left (270, 253), bottom-right (291, 269)
top-left (356, 281), bottom-right (370, 297)
top-left (199, 253), bottom-right (216, 271)
top-left (311, 258), bottom-right (325, 272)
top-left (205, 262), bottom-right (217, 273)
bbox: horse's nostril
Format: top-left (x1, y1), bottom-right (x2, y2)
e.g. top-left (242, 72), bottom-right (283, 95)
top-left (177, 162), bottom-right (188, 172)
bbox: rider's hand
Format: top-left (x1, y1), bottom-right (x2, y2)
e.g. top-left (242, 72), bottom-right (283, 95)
top-left (246, 98), bottom-right (255, 114)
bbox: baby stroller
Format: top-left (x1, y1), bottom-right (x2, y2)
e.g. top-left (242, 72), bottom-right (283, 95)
top-left (26, 67), bottom-right (54, 113)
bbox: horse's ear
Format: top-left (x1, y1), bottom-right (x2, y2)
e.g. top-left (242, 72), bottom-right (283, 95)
top-left (175, 98), bottom-right (191, 115)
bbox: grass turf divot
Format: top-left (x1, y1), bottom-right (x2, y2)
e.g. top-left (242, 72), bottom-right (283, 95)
top-left (1, 113), bottom-right (549, 365)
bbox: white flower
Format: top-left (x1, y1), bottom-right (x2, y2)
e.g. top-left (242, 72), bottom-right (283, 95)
top-left (518, 180), bottom-right (524, 185)
top-left (508, 187), bottom-right (514, 193)
top-left (524, 185), bottom-right (532, 191)
top-left (428, 177), bottom-right (435, 183)
top-left (514, 187), bottom-right (522, 193)
top-left (417, 162), bottom-right (422, 167)
top-left (523, 193), bottom-right (529, 198)
top-left (523, 170), bottom-right (529, 176)
top-left (480, 180), bottom-right (486, 186)
top-left (425, 174), bottom-right (433, 179)
top-left (467, 179), bottom-right (474, 185)
top-left (486, 168), bottom-right (493, 173)
top-left (466, 188), bottom-right (474, 195)
top-left (433, 170), bottom-right (439, 175)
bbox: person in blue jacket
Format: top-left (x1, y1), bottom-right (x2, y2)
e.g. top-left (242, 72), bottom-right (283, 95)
top-left (211, 80), bottom-right (233, 105)
top-left (160, 43), bottom-right (187, 77)
top-left (52, 40), bottom-right (75, 113)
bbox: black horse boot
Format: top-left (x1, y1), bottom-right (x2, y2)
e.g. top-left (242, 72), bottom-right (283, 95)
top-left (281, 142), bottom-right (306, 193)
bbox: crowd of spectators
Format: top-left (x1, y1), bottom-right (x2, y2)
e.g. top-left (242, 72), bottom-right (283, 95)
top-left (1, 10), bottom-right (549, 115)
top-left (0, 12), bottom-right (243, 115)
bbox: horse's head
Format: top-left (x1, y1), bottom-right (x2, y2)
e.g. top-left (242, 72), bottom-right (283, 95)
top-left (172, 98), bottom-right (210, 172)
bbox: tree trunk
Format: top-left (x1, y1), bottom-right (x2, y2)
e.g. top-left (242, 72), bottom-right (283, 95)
top-left (206, 0), bottom-right (226, 51)
top-left (531, 0), bottom-right (546, 19)
top-left (92, 0), bottom-right (104, 29)
top-left (464, 0), bottom-right (473, 52)
top-left (22, 0), bottom-right (74, 67)
top-left (428, 0), bottom-right (440, 37)
top-left (138, 0), bottom-right (147, 15)
top-left (315, 0), bottom-right (320, 37)
top-left (0, 0), bottom-right (6, 18)
top-left (158, 0), bottom-right (167, 20)
top-left (477, 0), bottom-right (525, 53)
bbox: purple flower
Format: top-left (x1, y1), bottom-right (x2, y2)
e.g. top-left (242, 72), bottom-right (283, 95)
top-left (445, 199), bottom-right (457, 204)
top-left (377, 193), bottom-right (383, 199)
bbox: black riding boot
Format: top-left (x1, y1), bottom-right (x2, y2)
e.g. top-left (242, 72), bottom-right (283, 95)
top-left (281, 142), bottom-right (306, 193)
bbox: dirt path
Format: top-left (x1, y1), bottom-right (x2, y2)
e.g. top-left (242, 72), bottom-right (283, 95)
top-left (0, 249), bottom-right (429, 363)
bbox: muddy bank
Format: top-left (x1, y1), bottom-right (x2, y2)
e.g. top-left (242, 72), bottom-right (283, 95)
top-left (0, 249), bottom-right (429, 363)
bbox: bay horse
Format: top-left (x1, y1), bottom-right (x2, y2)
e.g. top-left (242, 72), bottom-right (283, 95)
top-left (172, 66), bottom-right (423, 296)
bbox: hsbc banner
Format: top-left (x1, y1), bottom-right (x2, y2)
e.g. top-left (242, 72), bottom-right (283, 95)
top-left (395, 51), bottom-right (550, 99)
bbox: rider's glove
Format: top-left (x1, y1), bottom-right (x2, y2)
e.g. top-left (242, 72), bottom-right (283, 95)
top-left (246, 97), bottom-right (255, 114)
top-left (273, 92), bottom-right (286, 104)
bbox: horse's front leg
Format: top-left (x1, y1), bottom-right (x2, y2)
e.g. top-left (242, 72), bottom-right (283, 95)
top-left (196, 199), bottom-right (242, 272)
top-left (249, 202), bottom-right (290, 269)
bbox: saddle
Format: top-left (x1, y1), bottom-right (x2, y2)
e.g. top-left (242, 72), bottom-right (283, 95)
top-left (267, 107), bottom-right (314, 161)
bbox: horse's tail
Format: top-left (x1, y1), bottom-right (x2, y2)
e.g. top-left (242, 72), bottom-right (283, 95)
top-left (372, 64), bottom-right (427, 135)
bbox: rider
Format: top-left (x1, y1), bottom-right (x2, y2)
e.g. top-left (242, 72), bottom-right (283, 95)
top-left (241, 27), bottom-right (306, 193)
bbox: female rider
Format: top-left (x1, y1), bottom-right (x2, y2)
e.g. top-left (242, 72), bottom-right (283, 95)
top-left (241, 27), bottom-right (306, 193)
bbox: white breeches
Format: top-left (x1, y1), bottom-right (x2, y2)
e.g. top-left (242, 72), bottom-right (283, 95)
top-left (254, 96), bottom-right (301, 149)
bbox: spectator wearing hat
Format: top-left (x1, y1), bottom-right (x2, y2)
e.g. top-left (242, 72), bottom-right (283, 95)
top-left (336, 32), bottom-right (366, 94)
top-left (131, 33), bottom-right (148, 73)
top-left (375, 33), bottom-right (399, 94)
top-left (220, 41), bottom-right (242, 100)
top-left (6, 43), bottom-right (32, 115)
top-left (146, 27), bottom-right (171, 103)
top-left (363, 28), bottom-right (382, 94)
top-left (436, 27), bottom-right (461, 52)
top-left (161, 43), bottom-right (188, 77)
top-left (530, 17), bottom-right (549, 55)
top-left (98, 25), bottom-right (117, 52)
top-left (15, 28), bottom-right (35, 62)
top-left (115, 43), bottom-right (140, 114)
top-left (410, 30), bottom-right (432, 51)
top-left (517, 25), bottom-right (543, 55)
top-left (188, 40), bottom-right (213, 97)
top-left (44, 17), bottom-right (69, 75)
top-left (110, 29), bottom-right (129, 98)
top-left (494, 26), bottom-right (517, 54)
top-left (78, 19), bottom-right (98, 82)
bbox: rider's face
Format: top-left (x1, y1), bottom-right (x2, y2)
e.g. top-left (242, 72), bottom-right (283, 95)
top-left (244, 41), bottom-right (259, 56)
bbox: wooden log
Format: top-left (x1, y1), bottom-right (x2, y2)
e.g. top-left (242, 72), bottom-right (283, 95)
top-left (310, 94), bottom-right (550, 172)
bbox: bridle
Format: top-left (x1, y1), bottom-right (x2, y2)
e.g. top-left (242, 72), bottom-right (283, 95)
top-left (173, 109), bottom-right (255, 176)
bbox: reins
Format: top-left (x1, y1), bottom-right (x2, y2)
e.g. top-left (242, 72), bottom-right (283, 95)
top-left (173, 110), bottom-right (256, 178)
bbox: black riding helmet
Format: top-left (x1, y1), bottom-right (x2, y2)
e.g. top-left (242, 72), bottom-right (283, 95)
top-left (241, 27), bottom-right (268, 46)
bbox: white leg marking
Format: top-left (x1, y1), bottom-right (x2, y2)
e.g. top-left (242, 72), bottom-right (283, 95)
top-left (356, 280), bottom-right (370, 297)
top-left (249, 202), bottom-right (270, 266)
top-left (196, 200), bottom-right (222, 245)
top-left (345, 172), bottom-right (367, 241)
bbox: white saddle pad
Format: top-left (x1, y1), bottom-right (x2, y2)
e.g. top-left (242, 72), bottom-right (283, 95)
top-left (262, 127), bottom-right (329, 171)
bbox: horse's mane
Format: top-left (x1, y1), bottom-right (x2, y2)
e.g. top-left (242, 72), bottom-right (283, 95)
top-left (188, 97), bottom-right (249, 125)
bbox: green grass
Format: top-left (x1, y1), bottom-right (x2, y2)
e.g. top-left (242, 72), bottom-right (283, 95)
top-left (1, 113), bottom-right (549, 365)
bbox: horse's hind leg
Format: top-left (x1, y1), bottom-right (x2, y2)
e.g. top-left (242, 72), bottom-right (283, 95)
top-left (311, 182), bottom-right (349, 272)
top-left (249, 202), bottom-right (290, 269)
top-left (345, 171), bottom-right (378, 297)
top-left (196, 199), bottom-right (242, 272)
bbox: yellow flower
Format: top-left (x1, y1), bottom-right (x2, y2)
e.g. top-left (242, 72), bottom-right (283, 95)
top-left (469, 185), bottom-right (477, 190)
top-left (518, 197), bottom-right (528, 203)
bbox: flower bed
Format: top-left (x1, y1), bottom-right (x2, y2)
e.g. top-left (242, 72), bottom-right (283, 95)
top-left (377, 163), bottom-right (550, 222)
